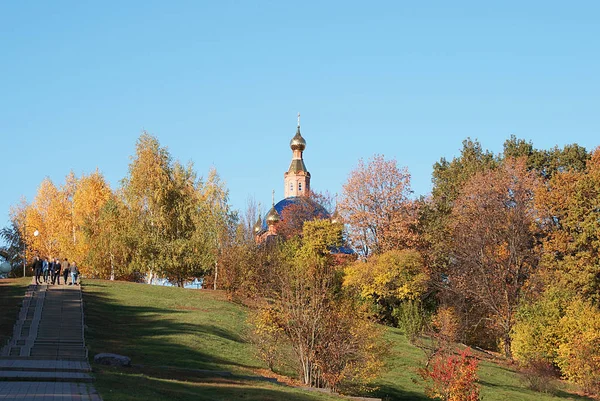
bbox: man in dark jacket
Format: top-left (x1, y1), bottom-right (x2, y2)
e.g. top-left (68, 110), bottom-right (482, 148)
top-left (34, 256), bottom-right (43, 285)
top-left (53, 258), bottom-right (62, 284)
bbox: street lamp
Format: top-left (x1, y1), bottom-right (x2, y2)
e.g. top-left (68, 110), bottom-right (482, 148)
top-left (23, 229), bottom-right (39, 278)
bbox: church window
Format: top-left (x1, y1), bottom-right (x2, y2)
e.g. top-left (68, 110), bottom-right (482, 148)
top-left (299, 182), bottom-right (302, 191)
top-left (290, 182), bottom-right (293, 192)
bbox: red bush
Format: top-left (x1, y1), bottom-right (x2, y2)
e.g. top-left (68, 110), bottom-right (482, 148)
top-left (419, 349), bottom-right (480, 401)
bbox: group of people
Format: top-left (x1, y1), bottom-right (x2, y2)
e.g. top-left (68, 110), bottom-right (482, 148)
top-left (32, 256), bottom-right (80, 286)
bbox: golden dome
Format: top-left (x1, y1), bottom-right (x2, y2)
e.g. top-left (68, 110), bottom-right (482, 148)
top-left (331, 209), bottom-right (342, 225)
top-left (290, 127), bottom-right (306, 151)
top-left (266, 207), bottom-right (280, 225)
top-left (253, 217), bottom-right (263, 234)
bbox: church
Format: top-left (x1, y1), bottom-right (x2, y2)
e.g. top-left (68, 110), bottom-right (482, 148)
top-left (254, 114), bottom-right (335, 242)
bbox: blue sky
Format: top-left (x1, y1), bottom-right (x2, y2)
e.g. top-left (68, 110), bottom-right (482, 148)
top-left (1, 1), bottom-right (599, 234)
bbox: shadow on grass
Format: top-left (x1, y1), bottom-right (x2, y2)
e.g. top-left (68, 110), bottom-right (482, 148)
top-left (82, 280), bottom-right (440, 401)
top-left (95, 366), bottom-right (346, 401)
top-left (370, 384), bottom-right (429, 401)
top-left (0, 278), bottom-right (30, 345)
top-left (82, 281), bottom-right (256, 372)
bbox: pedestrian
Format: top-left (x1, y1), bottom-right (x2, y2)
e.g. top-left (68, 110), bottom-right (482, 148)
top-left (53, 258), bottom-right (62, 285)
top-left (70, 261), bottom-right (79, 286)
top-left (62, 258), bottom-right (70, 285)
top-left (34, 256), bottom-right (43, 285)
top-left (42, 257), bottom-right (49, 283)
top-left (48, 258), bottom-right (55, 285)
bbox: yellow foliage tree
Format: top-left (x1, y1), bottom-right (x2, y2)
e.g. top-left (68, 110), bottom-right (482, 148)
top-left (344, 249), bottom-right (428, 324)
top-left (556, 299), bottom-right (600, 394)
top-left (71, 170), bottom-right (112, 274)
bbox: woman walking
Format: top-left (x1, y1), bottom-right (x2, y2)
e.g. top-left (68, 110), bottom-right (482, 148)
top-left (70, 261), bottom-right (79, 286)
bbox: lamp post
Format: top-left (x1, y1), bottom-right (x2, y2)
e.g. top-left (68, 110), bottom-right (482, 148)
top-left (23, 229), bottom-right (39, 277)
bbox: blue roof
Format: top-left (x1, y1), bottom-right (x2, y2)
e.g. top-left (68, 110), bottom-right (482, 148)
top-left (261, 196), bottom-right (330, 231)
top-left (330, 246), bottom-right (355, 255)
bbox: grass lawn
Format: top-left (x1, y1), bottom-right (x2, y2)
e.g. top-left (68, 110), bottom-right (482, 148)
top-left (0, 277), bottom-right (31, 346)
top-left (369, 329), bottom-right (594, 401)
top-left (83, 279), bottom-right (345, 401)
top-left (82, 279), bottom-right (595, 401)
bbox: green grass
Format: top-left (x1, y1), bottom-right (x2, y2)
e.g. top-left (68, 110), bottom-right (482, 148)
top-left (368, 328), bottom-right (593, 401)
top-left (83, 279), bottom-right (344, 401)
top-left (0, 277), bottom-right (31, 346)
top-left (82, 279), bottom-right (594, 401)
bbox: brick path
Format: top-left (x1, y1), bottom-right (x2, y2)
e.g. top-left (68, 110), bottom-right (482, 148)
top-left (0, 280), bottom-right (102, 400)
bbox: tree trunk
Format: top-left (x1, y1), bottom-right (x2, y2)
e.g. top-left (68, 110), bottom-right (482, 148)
top-left (213, 261), bottom-right (218, 290)
top-left (504, 333), bottom-right (512, 359)
top-left (109, 253), bottom-right (115, 281)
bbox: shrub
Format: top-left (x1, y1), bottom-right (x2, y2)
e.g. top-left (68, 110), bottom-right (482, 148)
top-left (419, 348), bottom-right (480, 401)
top-left (511, 288), bottom-right (566, 364)
top-left (556, 300), bottom-right (600, 395)
top-left (520, 360), bottom-right (557, 394)
top-left (395, 300), bottom-right (426, 343)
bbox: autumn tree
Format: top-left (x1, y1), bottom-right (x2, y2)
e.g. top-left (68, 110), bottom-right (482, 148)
top-left (419, 138), bottom-right (497, 277)
top-left (450, 158), bottom-right (541, 358)
top-left (253, 219), bottom-right (386, 390)
top-left (70, 170), bottom-right (112, 274)
top-left (339, 154), bottom-right (416, 257)
top-left (536, 147), bottom-right (600, 303)
top-left (344, 249), bottom-right (428, 325)
top-left (276, 192), bottom-right (333, 240)
top-left (121, 133), bottom-right (231, 286)
top-left (84, 196), bottom-right (133, 280)
top-left (22, 178), bottom-right (74, 259)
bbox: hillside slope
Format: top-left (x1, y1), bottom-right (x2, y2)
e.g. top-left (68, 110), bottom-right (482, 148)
top-left (82, 279), bottom-right (593, 401)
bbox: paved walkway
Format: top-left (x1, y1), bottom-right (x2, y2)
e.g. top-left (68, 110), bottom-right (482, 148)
top-left (0, 280), bottom-right (102, 400)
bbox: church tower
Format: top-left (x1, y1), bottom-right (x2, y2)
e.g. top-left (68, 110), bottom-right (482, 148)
top-left (284, 113), bottom-right (311, 198)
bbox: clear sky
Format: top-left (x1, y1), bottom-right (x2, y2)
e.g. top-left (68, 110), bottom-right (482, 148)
top-left (1, 1), bottom-right (599, 234)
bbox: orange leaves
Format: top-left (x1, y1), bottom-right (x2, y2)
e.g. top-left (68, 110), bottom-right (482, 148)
top-left (339, 154), bottom-right (416, 257)
top-left (450, 158), bottom-right (541, 357)
top-left (18, 172), bottom-right (112, 275)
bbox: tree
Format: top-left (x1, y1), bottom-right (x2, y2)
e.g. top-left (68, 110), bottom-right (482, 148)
top-left (449, 158), bottom-right (541, 358)
top-left (84, 196), bottom-right (132, 280)
top-left (121, 132), bottom-right (173, 281)
top-left (253, 219), bottom-right (386, 390)
top-left (71, 170), bottom-right (112, 274)
top-left (276, 192), bottom-right (333, 240)
top-left (503, 135), bottom-right (589, 179)
top-left (536, 147), bottom-right (600, 304)
top-left (419, 139), bottom-right (498, 283)
top-left (0, 218), bottom-right (24, 273)
top-left (556, 299), bottom-right (600, 395)
top-left (344, 249), bottom-right (428, 325)
top-left (121, 133), bottom-right (231, 286)
top-left (338, 154), bottom-right (416, 257)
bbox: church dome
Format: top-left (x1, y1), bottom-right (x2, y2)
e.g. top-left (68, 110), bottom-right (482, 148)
top-left (290, 127), bottom-right (306, 151)
top-left (253, 216), bottom-right (263, 234)
top-left (331, 208), bottom-right (342, 225)
top-left (261, 197), bottom-right (330, 231)
top-left (266, 207), bottom-right (281, 226)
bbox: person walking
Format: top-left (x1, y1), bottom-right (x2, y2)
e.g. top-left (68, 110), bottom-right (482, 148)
top-left (48, 258), bottom-right (55, 285)
top-left (53, 258), bottom-right (62, 284)
top-left (70, 261), bottom-right (79, 286)
top-left (62, 258), bottom-right (70, 285)
top-left (34, 256), bottom-right (43, 285)
top-left (42, 257), bottom-right (49, 283)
